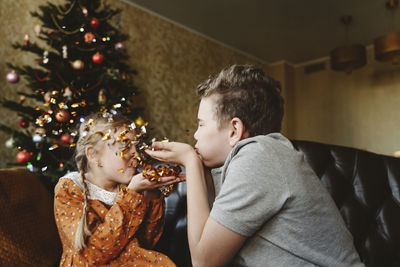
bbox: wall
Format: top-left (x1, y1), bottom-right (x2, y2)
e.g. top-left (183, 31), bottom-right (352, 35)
top-left (291, 46), bottom-right (400, 156)
top-left (0, 0), bottom-right (49, 168)
top-left (0, 0), bottom-right (268, 168)
top-left (3, 1), bottom-right (396, 170)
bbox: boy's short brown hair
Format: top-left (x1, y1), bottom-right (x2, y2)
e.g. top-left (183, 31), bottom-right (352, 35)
top-left (197, 65), bottom-right (284, 136)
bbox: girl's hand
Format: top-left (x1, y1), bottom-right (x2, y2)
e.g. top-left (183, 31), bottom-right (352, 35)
top-left (143, 174), bottom-right (186, 199)
top-left (127, 172), bottom-right (184, 193)
top-left (145, 141), bottom-right (198, 166)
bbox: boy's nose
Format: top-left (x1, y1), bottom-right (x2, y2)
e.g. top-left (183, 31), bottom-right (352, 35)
top-left (193, 129), bottom-right (198, 140)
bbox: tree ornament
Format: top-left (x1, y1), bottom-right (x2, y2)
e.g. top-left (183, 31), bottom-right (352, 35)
top-left (91, 18), bottom-right (100, 27)
top-left (6, 71), bottom-right (19, 83)
top-left (60, 133), bottom-right (71, 144)
top-left (55, 110), bottom-right (70, 122)
top-left (16, 150), bottom-right (31, 164)
top-left (114, 42), bottom-right (126, 50)
top-left (35, 127), bottom-right (46, 135)
top-left (44, 91), bottom-right (51, 103)
top-left (24, 34), bottom-right (29, 46)
top-left (63, 86), bottom-right (73, 100)
top-left (5, 137), bottom-right (14, 148)
top-left (82, 7), bottom-right (88, 16)
top-left (20, 118), bottom-right (29, 128)
top-left (92, 52), bottom-right (103, 64)
top-left (98, 89), bottom-right (107, 104)
top-left (71, 60), bottom-right (84, 70)
top-left (42, 50), bottom-right (49, 64)
top-left (62, 45), bottom-right (68, 59)
top-left (34, 24), bottom-right (42, 36)
top-left (32, 133), bottom-right (45, 143)
top-left (84, 32), bottom-right (95, 43)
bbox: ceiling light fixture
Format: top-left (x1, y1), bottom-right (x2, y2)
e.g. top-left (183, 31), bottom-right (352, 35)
top-left (374, 0), bottom-right (400, 64)
top-left (330, 15), bottom-right (366, 74)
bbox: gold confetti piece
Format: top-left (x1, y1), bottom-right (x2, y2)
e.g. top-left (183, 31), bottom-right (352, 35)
top-left (118, 168), bottom-right (124, 173)
top-left (71, 103), bottom-right (79, 108)
top-left (70, 143), bottom-right (76, 148)
top-left (135, 117), bottom-right (145, 127)
top-left (50, 98), bottom-right (57, 104)
top-left (49, 144), bottom-right (59, 150)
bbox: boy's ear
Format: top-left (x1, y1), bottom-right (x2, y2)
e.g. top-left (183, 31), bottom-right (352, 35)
top-left (228, 117), bottom-right (249, 147)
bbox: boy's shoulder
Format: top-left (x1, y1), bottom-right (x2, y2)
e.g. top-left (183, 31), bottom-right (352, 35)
top-left (231, 133), bottom-right (294, 159)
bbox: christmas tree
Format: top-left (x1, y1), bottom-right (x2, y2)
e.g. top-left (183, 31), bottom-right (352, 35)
top-left (1, 0), bottom-right (142, 185)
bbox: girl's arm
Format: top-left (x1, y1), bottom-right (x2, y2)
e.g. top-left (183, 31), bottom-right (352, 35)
top-left (54, 178), bottom-right (148, 265)
top-left (136, 197), bottom-right (165, 248)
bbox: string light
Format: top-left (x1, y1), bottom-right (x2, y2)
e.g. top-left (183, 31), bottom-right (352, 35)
top-left (27, 162), bottom-right (34, 172)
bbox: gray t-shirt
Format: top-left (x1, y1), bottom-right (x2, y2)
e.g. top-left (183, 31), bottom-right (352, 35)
top-left (210, 133), bottom-right (364, 267)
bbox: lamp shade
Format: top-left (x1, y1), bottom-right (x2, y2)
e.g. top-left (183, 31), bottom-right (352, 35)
top-left (374, 31), bottom-right (400, 63)
top-left (330, 44), bottom-right (366, 73)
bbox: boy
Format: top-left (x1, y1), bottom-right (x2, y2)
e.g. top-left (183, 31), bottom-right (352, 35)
top-left (146, 65), bottom-right (363, 267)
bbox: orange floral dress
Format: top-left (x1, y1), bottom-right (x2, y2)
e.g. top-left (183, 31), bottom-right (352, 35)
top-left (54, 172), bottom-right (176, 266)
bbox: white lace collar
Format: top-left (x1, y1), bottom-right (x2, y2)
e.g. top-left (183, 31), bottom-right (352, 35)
top-left (60, 171), bottom-right (118, 206)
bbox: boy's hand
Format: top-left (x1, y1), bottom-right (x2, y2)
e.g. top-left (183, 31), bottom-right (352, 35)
top-left (145, 141), bottom-right (199, 166)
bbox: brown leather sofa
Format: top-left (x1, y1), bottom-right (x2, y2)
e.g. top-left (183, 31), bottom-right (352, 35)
top-left (1, 140), bottom-right (399, 266)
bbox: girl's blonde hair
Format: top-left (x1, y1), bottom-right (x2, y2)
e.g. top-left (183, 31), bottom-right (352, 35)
top-left (73, 112), bottom-right (131, 250)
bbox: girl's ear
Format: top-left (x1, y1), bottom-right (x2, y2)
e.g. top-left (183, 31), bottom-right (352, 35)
top-left (228, 117), bottom-right (249, 147)
top-left (85, 146), bottom-right (96, 163)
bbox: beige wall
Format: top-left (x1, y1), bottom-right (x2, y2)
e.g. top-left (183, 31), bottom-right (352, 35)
top-left (0, 0), bottom-right (268, 168)
top-left (288, 46), bottom-right (400, 156)
top-left (2, 0), bottom-right (398, 170)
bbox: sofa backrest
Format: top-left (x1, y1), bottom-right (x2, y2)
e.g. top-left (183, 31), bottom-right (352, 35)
top-left (0, 167), bottom-right (62, 266)
top-left (157, 140), bottom-right (400, 267)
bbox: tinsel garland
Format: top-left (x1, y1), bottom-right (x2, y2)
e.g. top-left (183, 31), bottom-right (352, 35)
top-left (50, 14), bottom-right (84, 35)
top-left (56, 0), bottom-right (77, 16)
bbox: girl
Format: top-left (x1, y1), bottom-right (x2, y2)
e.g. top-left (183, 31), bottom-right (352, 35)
top-left (54, 113), bottom-right (181, 266)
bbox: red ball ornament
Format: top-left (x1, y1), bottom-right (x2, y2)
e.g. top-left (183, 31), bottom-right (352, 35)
top-left (20, 118), bottom-right (29, 128)
top-left (91, 18), bottom-right (100, 27)
top-left (16, 150), bottom-right (31, 164)
top-left (60, 133), bottom-right (71, 144)
top-left (92, 52), bottom-right (104, 64)
top-left (55, 110), bottom-right (70, 122)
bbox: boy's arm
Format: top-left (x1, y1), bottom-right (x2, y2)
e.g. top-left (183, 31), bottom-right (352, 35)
top-left (146, 142), bottom-right (246, 266)
top-left (185, 156), bottom-right (246, 267)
